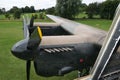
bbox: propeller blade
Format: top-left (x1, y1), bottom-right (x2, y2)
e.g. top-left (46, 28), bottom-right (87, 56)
top-left (23, 16), bottom-right (29, 38)
top-left (23, 16), bottom-right (42, 50)
top-left (29, 16), bottom-right (35, 35)
top-left (26, 60), bottom-right (31, 80)
top-left (27, 26), bottom-right (42, 50)
top-left (23, 15), bottom-right (34, 39)
top-left (30, 16), bottom-right (34, 28)
top-left (24, 16), bottom-right (42, 80)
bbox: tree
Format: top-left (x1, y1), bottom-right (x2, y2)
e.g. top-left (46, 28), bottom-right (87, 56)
top-left (24, 6), bottom-right (30, 13)
top-left (99, 0), bottom-right (120, 19)
top-left (1, 8), bottom-right (6, 13)
top-left (79, 3), bottom-right (87, 12)
top-left (46, 7), bottom-right (55, 14)
top-left (55, 0), bottom-right (81, 19)
top-left (30, 6), bottom-right (35, 13)
top-left (86, 2), bottom-right (99, 19)
top-left (0, 9), bottom-right (3, 14)
top-left (39, 12), bottom-right (45, 19)
top-left (5, 13), bottom-right (11, 20)
top-left (21, 7), bottom-right (25, 13)
top-left (39, 9), bottom-right (46, 12)
top-left (32, 13), bottom-right (38, 19)
top-left (13, 10), bottom-right (21, 19)
top-left (0, 8), bottom-right (6, 14)
top-left (9, 6), bottom-right (19, 13)
top-left (20, 6), bottom-right (35, 13)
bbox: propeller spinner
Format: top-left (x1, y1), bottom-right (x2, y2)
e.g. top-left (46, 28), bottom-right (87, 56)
top-left (11, 16), bottom-right (42, 80)
top-left (11, 16), bottom-right (42, 60)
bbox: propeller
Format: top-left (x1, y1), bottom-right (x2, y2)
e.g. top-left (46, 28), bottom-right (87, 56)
top-left (23, 16), bottom-right (42, 80)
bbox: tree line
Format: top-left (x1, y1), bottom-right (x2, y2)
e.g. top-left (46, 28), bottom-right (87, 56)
top-left (0, 6), bottom-right (37, 19)
top-left (86, 0), bottom-right (120, 19)
top-left (55, 0), bottom-right (120, 20)
top-left (0, 6), bottom-right (55, 19)
top-left (0, 0), bottom-right (120, 20)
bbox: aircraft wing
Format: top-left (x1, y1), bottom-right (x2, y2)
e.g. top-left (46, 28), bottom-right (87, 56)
top-left (33, 15), bottom-right (109, 77)
top-left (33, 14), bottom-right (120, 78)
top-left (34, 15), bottom-right (107, 46)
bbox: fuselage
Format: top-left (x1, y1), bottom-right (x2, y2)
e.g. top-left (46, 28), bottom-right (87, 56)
top-left (11, 39), bottom-right (101, 77)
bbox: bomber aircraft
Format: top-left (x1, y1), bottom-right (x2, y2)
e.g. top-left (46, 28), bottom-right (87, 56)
top-left (11, 4), bottom-right (120, 80)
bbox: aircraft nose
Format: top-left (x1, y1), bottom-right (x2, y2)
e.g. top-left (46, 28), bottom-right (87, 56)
top-left (11, 40), bottom-right (27, 53)
top-left (11, 39), bottom-right (33, 60)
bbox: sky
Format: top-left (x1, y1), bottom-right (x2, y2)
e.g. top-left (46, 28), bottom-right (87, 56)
top-left (0, 0), bottom-right (106, 11)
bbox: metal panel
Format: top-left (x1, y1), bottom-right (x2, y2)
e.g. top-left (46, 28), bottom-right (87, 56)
top-left (90, 4), bottom-right (120, 80)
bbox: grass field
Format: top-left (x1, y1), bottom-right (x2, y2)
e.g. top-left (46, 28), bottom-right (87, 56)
top-left (0, 17), bottom-right (112, 80)
top-left (75, 19), bottom-right (112, 31)
top-left (0, 14), bottom-right (5, 20)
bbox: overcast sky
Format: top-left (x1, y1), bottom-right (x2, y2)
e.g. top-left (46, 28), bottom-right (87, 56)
top-left (0, 0), bottom-right (106, 11)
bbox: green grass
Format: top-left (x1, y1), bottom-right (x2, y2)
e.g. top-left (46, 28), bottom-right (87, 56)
top-left (35, 18), bottom-right (54, 22)
top-left (0, 14), bottom-right (5, 20)
top-left (75, 12), bottom-right (87, 18)
top-left (75, 12), bottom-right (100, 19)
top-left (75, 19), bottom-right (112, 31)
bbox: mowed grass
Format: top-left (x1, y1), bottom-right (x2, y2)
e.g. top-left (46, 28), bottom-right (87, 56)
top-left (75, 19), bottom-right (112, 31)
top-left (0, 20), bottom-right (78, 80)
top-left (0, 14), bottom-right (5, 20)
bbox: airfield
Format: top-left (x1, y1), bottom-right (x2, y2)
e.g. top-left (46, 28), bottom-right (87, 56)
top-left (0, 15), bottom-right (113, 80)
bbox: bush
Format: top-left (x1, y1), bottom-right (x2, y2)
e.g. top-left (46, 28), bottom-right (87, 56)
top-left (13, 10), bottom-right (21, 19)
top-left (39, 12), bottom-right (45, 19)
top-left (5, 13), bottom-right (11, 20)
top-left (34, 14), bottom-right (38, 19)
